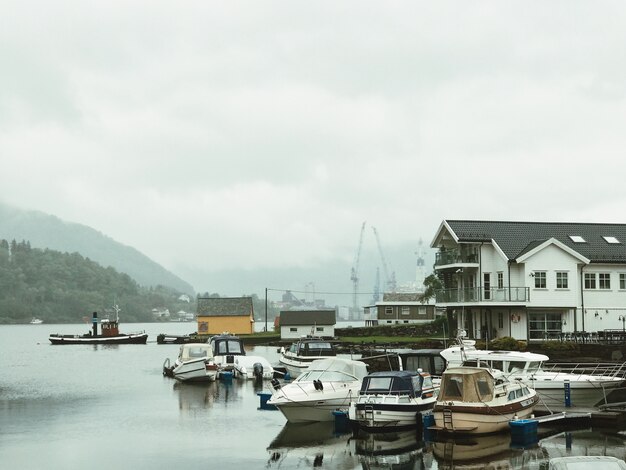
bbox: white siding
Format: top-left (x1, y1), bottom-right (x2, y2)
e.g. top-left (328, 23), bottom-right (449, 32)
top-left (280, 325), bottom-right (335, 340)
top-left (524, 244), bottom-right (580, 308)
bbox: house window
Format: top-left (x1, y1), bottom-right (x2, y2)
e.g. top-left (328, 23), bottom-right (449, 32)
top-left (599, 273), bottom-right (611, 290)
top-left (497, 272), bottom-right (503, 289)
top-left (418, 306), bottom-right (427, 315)
top-left (290, 327), bottom-right (297, 332)
top-left (534, 272), bottom-right (546, 289)
top-left (401, 307), bottom-right (410, 315)
top-left (385, 307), bottom-right (393, 316)
top-left (498, 312), bottom-right (503, 329)
top-left (484, 273), bottom-right (491, 300)
top-left (569, 235), bottom-right (586, 243)
top-left (556, 272), bottom-right (568, 289)
top-left (529, 312), bottom-right (562, 340)
top-left (620, 273), bottom-right (626, 290)
top-left (584, 273), bottom-right (596, 289)
top-left (603, 236), bottom-right (621, 244)
top-left (316, 327), bottom-right (323, 332)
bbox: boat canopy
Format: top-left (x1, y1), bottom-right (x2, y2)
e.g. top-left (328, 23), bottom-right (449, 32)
top-left (439, 367), bottom-right (495, 403)
top-left (179, 344), bottom-right (213, 361)
top-left (359, 371), bottom-right (426, 396)
top-left (210, 335), bottom-right (245, 355)
top-left (297, 358), bottom-right (368, 382)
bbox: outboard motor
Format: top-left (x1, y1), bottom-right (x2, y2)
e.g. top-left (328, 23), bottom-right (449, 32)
top-left (253, 362), bottom-right (264, 381)
top-left (271, 378), bottom-right (281, 390)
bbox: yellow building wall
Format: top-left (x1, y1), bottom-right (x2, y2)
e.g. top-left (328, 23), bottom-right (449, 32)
top-left (197, 315), bottom-right (253, 335)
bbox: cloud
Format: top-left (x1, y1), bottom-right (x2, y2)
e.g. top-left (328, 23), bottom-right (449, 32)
top-left (2, 1), bottom-right (626, 292)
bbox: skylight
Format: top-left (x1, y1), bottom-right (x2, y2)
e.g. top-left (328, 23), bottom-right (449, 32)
top-left (569, 235), bottom-right (586, 243)
top-left (603, 236), bottom-right (621, 244)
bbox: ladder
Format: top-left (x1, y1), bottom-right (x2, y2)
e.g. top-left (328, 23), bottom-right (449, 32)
top-left (364, 405), bottom-right (374, 425)
top-left (443, 408), bottom-right (453, 430)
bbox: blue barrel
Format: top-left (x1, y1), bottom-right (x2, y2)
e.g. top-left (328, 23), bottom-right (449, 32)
top-left (257, 392), bottom-right (277, 410)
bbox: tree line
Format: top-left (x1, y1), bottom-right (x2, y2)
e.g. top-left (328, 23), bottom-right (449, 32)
top-left (0, 239), bottom-right (194, 324)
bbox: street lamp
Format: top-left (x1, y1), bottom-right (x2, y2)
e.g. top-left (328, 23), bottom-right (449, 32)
top-left (619, 315), bottom-right (626, 332)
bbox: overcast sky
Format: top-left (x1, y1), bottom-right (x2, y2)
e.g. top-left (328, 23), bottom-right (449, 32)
top-left (2, 2), bottom-right (626, 294)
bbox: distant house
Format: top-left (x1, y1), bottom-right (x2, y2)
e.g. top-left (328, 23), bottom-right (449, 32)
top-left (279, 310), bottom-right (336, 340)
top-left (196, 296), bottom-right (254, 335)
top-left (375, 293), bottom-right (436, 325)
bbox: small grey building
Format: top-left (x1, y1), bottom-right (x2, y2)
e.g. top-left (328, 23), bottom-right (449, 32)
top-left (376, 293), bottom-right (436, 325)
top-left (279, 310), bottom-right (336, 340)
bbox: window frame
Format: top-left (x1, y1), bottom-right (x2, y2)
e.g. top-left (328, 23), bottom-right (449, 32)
top-left (534, 271), bottom-right (547, 289)
top-left (556, 271), bottom-right (568, 289)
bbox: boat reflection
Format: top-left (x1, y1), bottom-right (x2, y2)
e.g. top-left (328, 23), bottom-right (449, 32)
top-left (352, 428), bottom-right (428, 469)
top-left (266, 421), bottom-right (356, 468)
top-left (432, 433), bottom-right (525, 470)
top-left (539, 429), bottom-right (626, 462)
top-left (173, 381), bottom-right (217, 415)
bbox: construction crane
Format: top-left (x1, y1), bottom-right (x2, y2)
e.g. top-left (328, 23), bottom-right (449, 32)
top-left (351, 221), bottom-right (366, 316)
top-left (372, 226), bottom-right (397, 292)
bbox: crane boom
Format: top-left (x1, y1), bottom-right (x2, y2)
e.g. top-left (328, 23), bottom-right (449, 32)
top-left (351, 221), bottom-right (366, 315)
top-left (372, 226), bottom-right (396, 292)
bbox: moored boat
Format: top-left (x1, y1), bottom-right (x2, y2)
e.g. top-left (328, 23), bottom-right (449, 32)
top-left (30, 318), bottom-right (43, 324)
top-left (268, 357), bottom-right (368, 423)
top-left (348, 370), bottom-right (437, 431)
top-left (278, 336), bottom-right (337, 378)
top-left (209, 333), bottom-right (274, 380)
top-left (441, 337), bottom-right (626, 407)
top-left (432, 366), bottom-right (538, 434)
top-left (49, 309), bottom-right (148, 345)
top-left (163, 343), bottom-right (218, 382)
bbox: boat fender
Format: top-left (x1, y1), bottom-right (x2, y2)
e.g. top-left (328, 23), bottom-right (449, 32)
top-left (271, 378), bottom-right (281, 390)
top-left (253, 362), bottom-right (263, 380)
top-left (313, 379), bottom-right (324, 391)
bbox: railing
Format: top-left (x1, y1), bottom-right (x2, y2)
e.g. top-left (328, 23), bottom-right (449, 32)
top-left (434, 250), bottom-right (479, 266)
top-left (542, 361), bottom-right (626, 380)
top-left (435, 287), bottom-right (530, 303)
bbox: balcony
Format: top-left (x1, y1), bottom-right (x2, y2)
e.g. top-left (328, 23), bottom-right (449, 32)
top-left (435, 287), bottom-right (530, 304)
top-left (434, 250), bottom-right (479, 267)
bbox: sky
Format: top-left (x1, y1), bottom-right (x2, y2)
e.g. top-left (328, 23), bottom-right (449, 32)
top-left (2, 1), bottom-right (626, 297)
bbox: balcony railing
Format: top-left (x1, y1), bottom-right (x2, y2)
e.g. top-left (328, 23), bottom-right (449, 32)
top-left (435, 287), bottom-right (530, 303)
top-left (434, 250), bottom-right (479, 267)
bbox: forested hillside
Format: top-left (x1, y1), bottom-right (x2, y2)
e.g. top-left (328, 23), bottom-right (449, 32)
top-left (0, 240), bottom-right (192, 324)
top-left (0, 203), bottom-right (194, 294)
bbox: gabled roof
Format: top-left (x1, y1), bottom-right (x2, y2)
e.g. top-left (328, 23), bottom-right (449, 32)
top-left (382, 293), bottom-right (422, 302)
top-left (437, 220), bottom-right (626, 263)
top-left (197, 296), bottom-right (253, 317)
top-left (279, 310), bottom-right (336, 326)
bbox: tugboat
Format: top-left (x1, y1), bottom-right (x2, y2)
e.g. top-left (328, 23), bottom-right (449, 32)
top-left (49, 308), bottom-right (148, 345)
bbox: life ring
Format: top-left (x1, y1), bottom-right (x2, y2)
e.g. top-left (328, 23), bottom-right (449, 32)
top-left (511, 314), bottom-right (521, 323)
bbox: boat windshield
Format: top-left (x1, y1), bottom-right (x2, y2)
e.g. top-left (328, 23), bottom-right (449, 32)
top-left (216, 339), bottom-right (244, 355)
top-left (297, 369), bottom-right (356, 382)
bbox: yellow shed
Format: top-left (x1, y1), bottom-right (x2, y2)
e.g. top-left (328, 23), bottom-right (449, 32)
top-left (196, 296), bottom-right (254, 335)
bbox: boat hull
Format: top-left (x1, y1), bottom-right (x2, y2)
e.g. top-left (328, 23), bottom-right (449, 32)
top-left (268, 383), bottom-right (361, 423)
top-left (530, 378), bottom-right (623, 407)
top-left (173, 358), bottom-right (217, 383)
top-left (49, 333), bottom-right (148, 345)
top-left (433, 397), bottom-right (538, 434)
top-left (349, 399), bottom-right (436, 430)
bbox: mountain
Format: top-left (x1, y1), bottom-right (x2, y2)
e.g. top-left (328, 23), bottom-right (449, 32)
top-left (0, 203), bottom-right (194, 294)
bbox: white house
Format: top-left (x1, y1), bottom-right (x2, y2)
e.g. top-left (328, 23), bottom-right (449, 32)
top-left (279, 310), bottom-right (336, 340)
top-left (431, 220), bottom-right (626, 342)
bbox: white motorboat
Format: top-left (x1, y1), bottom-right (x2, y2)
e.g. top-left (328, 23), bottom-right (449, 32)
top-left (163, 343), bottom-right (218, 383)
top-left (268, 357), bottom-right (368, 423)
top-left (549, 456), bottom-right (626, 470)
top-left (348, 370), bottom-right (437, 430)
top-left (278, 336), bottom-right (337, 378)
top-left (209, 333), bottom-right (274, 380)
top-left (432, 366), bottom-right (539, 434)
top-left (441, 339), bottom-right (626, 407)
top-left (30, 318), bottom-right (43, 324)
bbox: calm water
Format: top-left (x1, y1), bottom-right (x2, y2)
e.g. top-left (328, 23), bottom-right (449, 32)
top-left (2, 323), bottom-right (626, 469)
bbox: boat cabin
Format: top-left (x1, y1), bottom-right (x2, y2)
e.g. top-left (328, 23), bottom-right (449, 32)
top-left (100, 319), bottom-right (120, 336)
top-left (439, 367), bottom-right (498, 403)
top-left (209, 334), bottom-right (246, 358)
top-left (441, 346), bottom-right (549, 376)
top-left (359, 370), bottom-right (434, 398)
top-left (287, 337), bottom-right (336, 358)
top-left (396, 349), bottom-right (446, 377)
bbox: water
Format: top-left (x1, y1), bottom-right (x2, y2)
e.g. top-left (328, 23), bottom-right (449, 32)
top-left (2, 323), bottom-right (626, 469)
